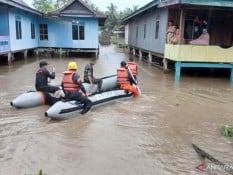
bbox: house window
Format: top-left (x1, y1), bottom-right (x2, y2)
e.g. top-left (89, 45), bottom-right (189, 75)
top-left (155, 20), bottom-right (160, 39)
top-left (39, 24), bottom-right (48, 40)
top-left (72, 23), bottom-right (85, 40)
top-left (15, 17), bottom-right (22, 40)
top-left (144, 24), bottom-right (147, 38)
top-left (31, 23), bottom-right (35, 39)
top-left (136, 26), bottom-right (139, 39)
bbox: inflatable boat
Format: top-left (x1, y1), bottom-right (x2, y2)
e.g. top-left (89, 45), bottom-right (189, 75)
top-left (11, 75), bottom-right (117, 108)
top-left (45, 90), bottom-right (134, 120)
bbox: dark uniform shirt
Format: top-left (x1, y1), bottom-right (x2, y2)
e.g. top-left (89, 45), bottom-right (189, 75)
top-left (72, 73), bottom-right (86, 94)
top-left (35, 69), bottom-right (55, 90)
top-left (84, 63), bottom-right (93, 82)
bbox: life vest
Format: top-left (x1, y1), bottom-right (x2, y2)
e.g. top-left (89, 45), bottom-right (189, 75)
top-left (62, 71), bottom-right (80, 92)
top-left (128, 62), bottom-right (137, 76)
top-left (117, 68), bottom-right (129, 85)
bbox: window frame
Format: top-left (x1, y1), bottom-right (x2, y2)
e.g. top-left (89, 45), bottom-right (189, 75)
top-left (31, 23), bottom-right (35, 39)
top-left (136, 26), bottom-right (139, 39)
top-left (39, 24), bottom-right (48, 41)
top-left (15, 17), bottom-right (22, 40)
top-left (155, 20), bottom-right (160, 39)
top-left (72, 23), bottom-right (85, 40)
top-left (143, 23), bottom-right (147, 38)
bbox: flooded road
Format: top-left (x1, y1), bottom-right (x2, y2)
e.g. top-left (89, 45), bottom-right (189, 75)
top-left (0, 45), bottom-right (233, 175)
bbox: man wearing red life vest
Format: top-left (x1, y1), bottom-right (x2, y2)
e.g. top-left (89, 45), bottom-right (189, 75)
top-left (117, 61), bottom-right (139, 96)
top-left (62, 62), bottom-right (92, 114)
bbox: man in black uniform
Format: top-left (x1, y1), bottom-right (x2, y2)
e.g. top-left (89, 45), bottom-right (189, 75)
top-left (83, 58), bottom-right (102, 92)
top-left (35, 61), bottom-right (60, 96)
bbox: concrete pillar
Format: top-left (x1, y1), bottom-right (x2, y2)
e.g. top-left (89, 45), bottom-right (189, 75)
top-left (24, 49), bottom-right (28, 59)
top-left (8, 52), bottom-right (12, 64)
top-left (95, 50), bottom-right (98, 58)
top-left (148, 51), bottom-right (152, 63)
top-left (35, 49), bottom-right (39, 57)
top-left (163, 58), bottom-right (168, 72)
top-left (132, 47), bottom-right (136, 56)
top-left (59, 48), bottom-right (62, 56)
top-left (139, 49), bottom-right (142, 60)
top-left (175, 61), bottom-right (181, 81)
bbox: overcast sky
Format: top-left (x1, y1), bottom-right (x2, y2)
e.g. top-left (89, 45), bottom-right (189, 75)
top-left (24, 0), bottom-right (152, 11)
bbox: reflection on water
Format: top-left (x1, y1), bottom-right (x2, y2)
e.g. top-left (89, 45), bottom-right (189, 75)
top-left (0, 45), bottom-right (233, 175)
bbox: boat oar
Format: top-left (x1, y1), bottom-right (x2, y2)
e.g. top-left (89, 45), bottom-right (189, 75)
top-left (192, 143), bottom-right (233, 174)
top-left (101, 74), bottom-right (116, 79)
top-left (127, 66), bottom-right (142, 95)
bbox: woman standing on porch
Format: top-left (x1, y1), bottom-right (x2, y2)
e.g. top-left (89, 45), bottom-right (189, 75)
top-left (166, 20), bottom-right (176, 44)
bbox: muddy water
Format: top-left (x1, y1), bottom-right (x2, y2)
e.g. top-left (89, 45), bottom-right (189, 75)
top-left (0, 45), bottom-right (233, 175)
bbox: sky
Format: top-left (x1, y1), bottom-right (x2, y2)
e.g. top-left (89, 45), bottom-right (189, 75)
top-left (24, 0), bottom-right (152, 11)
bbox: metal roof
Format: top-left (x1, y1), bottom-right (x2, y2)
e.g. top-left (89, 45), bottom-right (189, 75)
top-left (122, 0), bottom-right (233, 23)
top-left (48, 0), bottom-right (106, 25)
top-left (0, 0), bottom-right (42, 15)
top-left (122, 0), bottom-right (160, 23)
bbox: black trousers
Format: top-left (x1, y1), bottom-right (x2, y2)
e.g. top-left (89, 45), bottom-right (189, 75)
top-left (36, 85), bottom-right (60, 93)
top-left (66, 92), bottom-right (92, 108)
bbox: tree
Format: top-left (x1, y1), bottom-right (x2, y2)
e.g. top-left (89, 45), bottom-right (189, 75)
top-left (104, 3), bottom-right (119, 30)
top-left (33, 0), bottom-right (70, 13)
top-left (53, 0), bottom-right (69, 9)
top-left (84, 0), bottom-right (101, 12)
top-left (33, 0), bottom-right (54, 13)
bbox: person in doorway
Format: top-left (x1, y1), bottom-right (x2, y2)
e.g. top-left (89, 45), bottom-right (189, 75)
top-left (62, 62), bottom-right (92, 114)
top-left (127, 58), bottom-right (138, 81)
top-left (117, 61), bottom-right (139, 96)
top-left (84, 58), bottom-right (102, 92)
top-left (35, 61), bottom-right (60, 96)
top-left (166, 20), bottom-right (176, 44)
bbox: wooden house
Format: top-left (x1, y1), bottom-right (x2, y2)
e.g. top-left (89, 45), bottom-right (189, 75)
top-left (0, 0), bottom-right (106, 63)
top-left (122, 0), bottom-right (233, 81)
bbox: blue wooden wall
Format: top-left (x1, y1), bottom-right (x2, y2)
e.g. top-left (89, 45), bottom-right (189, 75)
top-left (38, 17), bottom-right (99, 49)
top-left (0, 5), bottom-right (9, 36)
top-left (128, 8), bottom-right (168, 54)
top-left (8, 8), bottom-right (39, 51)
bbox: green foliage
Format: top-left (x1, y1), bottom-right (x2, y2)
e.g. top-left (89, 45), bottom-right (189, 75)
top-left (38, 169), bottom-right (43, 175)
top-left (33, 0), bottom-right (69, 13)
top-left (33, 0), bottom-right (55, 13)
top-left (84, 0), bottom-right (101, 12)
top-left (221, 125), bottom-right (233, 137)
top-left (104, 3), bottom-right (139, 31)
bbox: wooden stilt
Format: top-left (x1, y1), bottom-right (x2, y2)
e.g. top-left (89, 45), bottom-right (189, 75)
top-left (163, 58), bottom-right (168, 72)
top-left (59, 48), bottom-right (62, 56)
top-left (24, 49), bottom-right (28, 59)
top-left (35, 49), bottom-right (39, 57)
top-left (133, 48), bottom-right (136, 56)
top-left (7, 52), bottom-right (12, 64)
top-left (139, 49), bottom-right (142, 60)
top-left (148, 51), bottom-right (152, 63)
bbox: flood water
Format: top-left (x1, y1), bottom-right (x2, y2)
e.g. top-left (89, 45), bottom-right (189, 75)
top-left (0, 45), bottom-right (233, 175)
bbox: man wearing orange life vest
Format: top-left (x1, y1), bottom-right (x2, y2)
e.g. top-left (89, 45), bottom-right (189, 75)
top-left (117, 61), bottom-right (139, 96)
top-left (127, 58), bottom-right (138, 81)
top-left (62, 62), bottom-right (92, 114)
